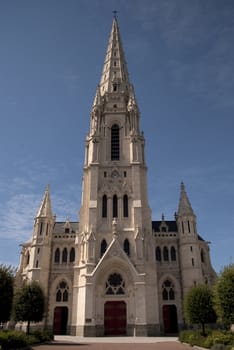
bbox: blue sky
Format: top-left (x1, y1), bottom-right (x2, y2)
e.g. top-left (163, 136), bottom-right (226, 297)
top-left (0, 0), bottom-right (233, 273)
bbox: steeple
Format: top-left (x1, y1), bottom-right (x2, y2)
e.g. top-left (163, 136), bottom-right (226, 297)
top-left (36, 185), bottom-right (53, 218)
top-left (178, 182), bottom-right (194, 216)
top-left (98, 17), bottom-right (134, 98)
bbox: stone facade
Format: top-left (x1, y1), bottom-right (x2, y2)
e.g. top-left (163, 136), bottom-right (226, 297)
top-left (17, 18), bottom-right (216, 336)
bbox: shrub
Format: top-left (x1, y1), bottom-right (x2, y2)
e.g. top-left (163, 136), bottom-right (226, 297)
top-left (0, 330), bottom-right (31, 350)
top-left (31, 329), bottom-right (54, 342)
top-left (211, 345), bottom-right (228, 350)
top-left (179, 329), bottom-right (234, 349)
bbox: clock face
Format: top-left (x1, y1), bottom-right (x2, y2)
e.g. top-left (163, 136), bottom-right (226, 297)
top-left (111, 170), bottom-right (119, 178)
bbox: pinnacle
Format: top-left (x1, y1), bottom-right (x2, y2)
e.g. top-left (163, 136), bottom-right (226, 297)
top-left (177, 182), bottom-right (194, 216)
top-left (36, 185), bottom-right (53, 218)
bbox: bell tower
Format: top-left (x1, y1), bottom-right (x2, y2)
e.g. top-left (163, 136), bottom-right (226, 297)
top-left (78, 17), bottom-right (152, 265)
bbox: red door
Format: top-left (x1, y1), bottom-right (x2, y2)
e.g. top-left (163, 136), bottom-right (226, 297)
top-left (104, 301), bottom-right (126, 336)
top-left (163, 305), bottom-right (178, 334)
top-left (53, 307), bottom-right (68, 335)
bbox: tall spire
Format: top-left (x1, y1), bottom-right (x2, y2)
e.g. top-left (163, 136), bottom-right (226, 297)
top-left (36, 185), bottom-right (53, 218)
top-left (178, 182), bottom-right (194, 216)
top-left (98, 17), bottom-right (132, 97)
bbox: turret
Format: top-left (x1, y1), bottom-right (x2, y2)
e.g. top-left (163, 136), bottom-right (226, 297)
top-left (20, 186), bottom-right (55, 292)
top-left (176, 182), bottom-right (203, 294)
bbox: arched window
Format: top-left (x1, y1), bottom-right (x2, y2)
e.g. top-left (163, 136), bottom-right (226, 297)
top-left (123, 194), bottom-right (128, 217)
top-left (102, 195), bottom-right (107, 218)
top-left (62, 248), bottom-right (67, 263)
top-left (113, 194), bottom-right (118, 218)
top-left (105, 273), bottom-right (125, 295)
top-left (162, 280), bottom-right (175, 300)
top-left (26, 252), bottom-right (30, 265)
top-left (163, 246), bottom-right (169, 261)
top-left (54, 248), bottom-right (60, 264)
top-left (100, 239), bottom-right (107, 257)
top-left (201, 249), bottom-right (205, 263)
top-left (156, 247), bottom-right (161, 261)
top-left (69, 247), bottom-right (75, 262)
top-left (171, 246), bottom-right (176, 261)
top-left (56, 281), bottom-right (69, 302)
top-left (111, 124), bottom-right (120, 160)
top-left (123, 239), bottom-right (130, 256)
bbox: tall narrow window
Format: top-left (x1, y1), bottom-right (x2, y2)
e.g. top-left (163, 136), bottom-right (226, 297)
top-left (156, 247), bottom-right (161, 261)
top-left (69, 247), bottom-right (75, 262)
top-left (102, 195), bottom-right (107, 218)
top-left (100, 239), bottom-right (107, 257)
top-left (123, 194), bottom-right (128, 217)
top-left (111, 124), bottom-right (120, 160)
top-left (62, 248), bottom-right (67, 263)
top-left (163, 246), bottom-right (169, 261)
top-left (54, 248), bottom-right (60, 264)
top-left (123, 239), bottom-right (130, 256)
top-left (188, 221), bottom-right (191, 233)
top-left (171, 246), bottom-right (176, 261)
top-left (39, 223), bottom-right (43, 235)
top-left (113, 194), bottom-right (118, 217)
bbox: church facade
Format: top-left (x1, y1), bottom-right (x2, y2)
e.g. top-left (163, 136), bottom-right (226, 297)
top-left (17, 18), bottom-right (216, 336)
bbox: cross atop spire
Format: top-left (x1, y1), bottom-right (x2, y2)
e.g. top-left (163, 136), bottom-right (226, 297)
top-left (112, 10), bottom-right (118, 19)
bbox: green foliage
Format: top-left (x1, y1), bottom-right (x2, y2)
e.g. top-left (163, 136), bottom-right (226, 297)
top-left (0, 264), bottom-right (16, 323)
top-left (0, 330), bottom-right (36, 350)
top-left (13, 281), bottom-right (45, 334)
top-left (179, 329), bottom-right (234, 349)
top-left (214, 264), bottom-right (234, 328)
top-left (184, 284), bottom-right (217, 334)
top-left (30, 329), bottom-right (54, 342)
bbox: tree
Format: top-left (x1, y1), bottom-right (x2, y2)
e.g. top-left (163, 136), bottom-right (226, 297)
top-left (184, 284), bottom-right (217, 335)
top-left (13, 281), bottom-right (45, 334)
top-left (214, 264), bottom-right (234, 328)
top-left (0, 264), bottom-right (15, 323)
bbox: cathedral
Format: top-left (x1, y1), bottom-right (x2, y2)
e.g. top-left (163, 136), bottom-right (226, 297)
top-left (17, 17), bottom-right (216, 336)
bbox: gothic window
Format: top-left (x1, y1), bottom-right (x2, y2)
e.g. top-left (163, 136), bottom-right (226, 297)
top-left (62, 248), bottom-right (67, 263)
top-left (113, 194), bottom-right (118, 218)
top-left (54, 248), bottom-right (60, 264)
top-left (26, 252), bottom-right (30, 265)
top-left (39, 223), bottom-right (43, 235)
top-left (65, 228), bottom-right (70, 234)
top-left (171, 246), bottom-right (176, 261)
top-left (123, 239), bottom-right (130, 256)
top-left (100, 239), bottom-right (107, 257)
top-left (156, 247), bottom-right (161, 261)
top-left (69, 247), bottom-right (75, 262)
top-left (105, 273), bottom-right (125, 295)
top-left (56, 281), bottom-right (69, 302)
top-left (188, 221), bottom-right (191, 233)
top-left (111, 124), bottom-right (120, 160)
top-left (123, 194), bottom-right (128, 217)
top-left (163, 246), bottom-right (169, 261)
top-left (113, 83), bottom-right (117, 92)
top-left (102, 195), bottom-right (107, 218)
top-left (201, 249), bottom-right (205, 263)
top-left (162, 280), bottom-right (175, 300)
top-left (36, 260), bottom-right (39, 268)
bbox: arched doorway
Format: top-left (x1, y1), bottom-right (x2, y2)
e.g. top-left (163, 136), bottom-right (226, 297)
top-left (104, 301), bottom-right (127, 336)
top-left (162, 304), bottom-right (178, 334)
top-left (53, 306), bottom-right (68, 335)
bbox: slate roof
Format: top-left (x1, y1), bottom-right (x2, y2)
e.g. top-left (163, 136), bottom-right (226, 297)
top-left (152, 220), bottom-right (178, 232)
top-left (53, 222), bottom-right (79, 234)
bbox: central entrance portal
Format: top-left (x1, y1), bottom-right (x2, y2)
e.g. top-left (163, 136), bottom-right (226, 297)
top-left (104, 301), bottom-right (127, 336)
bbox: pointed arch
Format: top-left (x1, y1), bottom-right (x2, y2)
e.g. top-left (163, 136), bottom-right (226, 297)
top-left (62, 248), bottom-right (67, 263)
top-left (123, 194), bottom-right (128, 217)
top-left (111, 124), bottom-right (120, 160)
top-left (201, 248), bottom-right (205, 263)
top-left (69, 247), bottom-right (75, 263)
top-left (56, 280), bottom-right (69, 302)
top-left (162, 279), bottom-right (175, 300)
top-left (163, 246), bottom-right (169, 261)
top-left (102, 194), bottom-right (107, 218)
top-left (100, 239), bottom-right (107, 257)
top-left (54, 248), bottom-right (60, 264)
top-left (123, 239), bottom-right (130, 256)
top-left (113, 194), bottom-right (118, 217)
top-left (170, 246), bottom-right (176, 261)
top-left (156, 247), bottom-right (161, 261)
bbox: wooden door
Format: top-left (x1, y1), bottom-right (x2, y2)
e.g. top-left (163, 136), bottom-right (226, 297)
top-left (104, 301), bottom-right (126, 336)
top-left (53, 307), bottom-right (68, 335)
